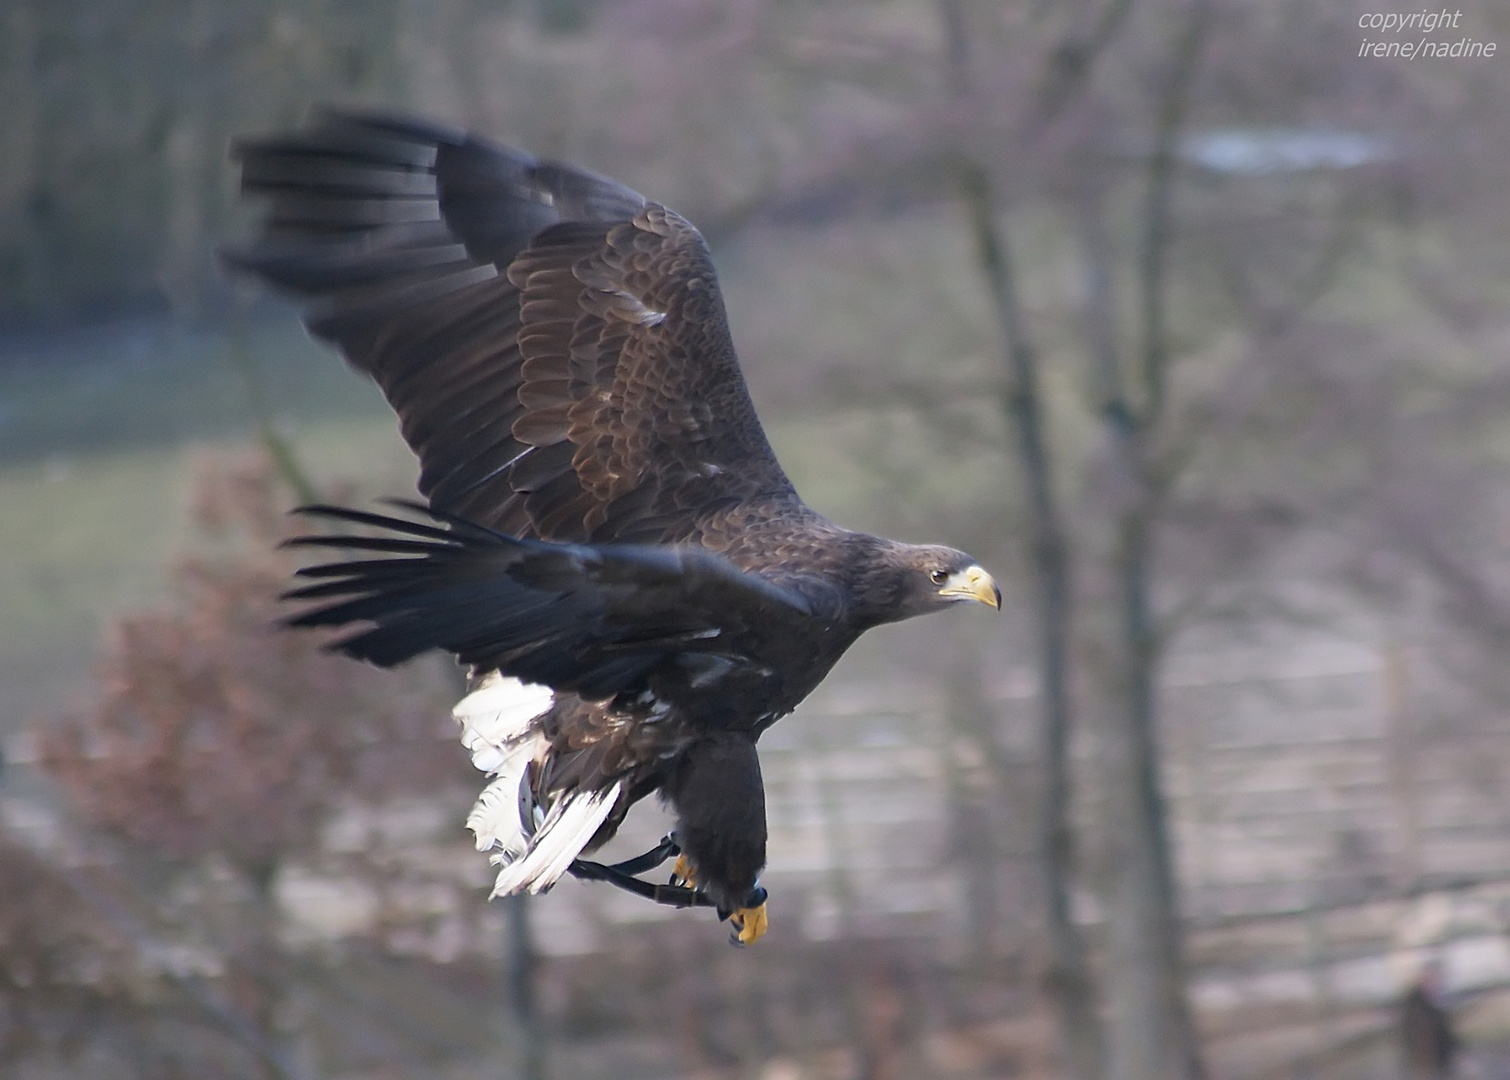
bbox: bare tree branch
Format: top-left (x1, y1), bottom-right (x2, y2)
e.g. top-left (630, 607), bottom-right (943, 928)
top-left (1035, 0), bottom-right (1137, 123)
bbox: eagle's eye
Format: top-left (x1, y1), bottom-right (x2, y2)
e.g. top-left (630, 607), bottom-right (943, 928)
top-left (929, 568), bottom-right (948, 585)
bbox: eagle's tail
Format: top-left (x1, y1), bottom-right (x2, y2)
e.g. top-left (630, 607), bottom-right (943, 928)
top-left (454, 672), bottom-right (620, 895)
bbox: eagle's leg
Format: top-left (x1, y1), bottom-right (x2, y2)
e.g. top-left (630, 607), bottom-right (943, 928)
top-left (608, 833), bottom-right (680, 876)
top-left (664, 733), bottom-right (769, 944)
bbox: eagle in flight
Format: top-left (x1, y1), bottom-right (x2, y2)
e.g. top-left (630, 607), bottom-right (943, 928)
top-left (229, 111), bottom-right (1000, 945)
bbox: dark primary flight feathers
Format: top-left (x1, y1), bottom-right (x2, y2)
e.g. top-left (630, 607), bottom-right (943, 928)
top-left (232, 110), bottom-right (788, 544)
top-left (228, 110), bottom-right (999, 943)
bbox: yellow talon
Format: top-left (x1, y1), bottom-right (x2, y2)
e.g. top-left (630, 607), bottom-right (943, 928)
top-left (670, 855), bottom-right (696, 888)
top-left (729, 901), bottom-right (768, 946)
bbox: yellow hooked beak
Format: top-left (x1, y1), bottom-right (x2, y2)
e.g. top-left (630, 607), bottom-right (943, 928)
top-left (939, 565), bottom-right (1001, 610)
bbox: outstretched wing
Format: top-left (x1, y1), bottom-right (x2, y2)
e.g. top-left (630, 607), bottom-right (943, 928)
top-left (280, 503), bottom-right (814, 702)
top-left (229, 110), bottom-right (799, 544)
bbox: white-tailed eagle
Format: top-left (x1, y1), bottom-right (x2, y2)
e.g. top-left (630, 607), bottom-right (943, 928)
top-left (228, 111), bottom-right (1000, 945)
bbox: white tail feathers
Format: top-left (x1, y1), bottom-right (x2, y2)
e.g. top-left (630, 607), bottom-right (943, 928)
top-left (464, 774), bottom-right (531, 854)
top-left (453, 673), bottom-right (619, 896)
top-left (488, 781), bottom-right (622, 896)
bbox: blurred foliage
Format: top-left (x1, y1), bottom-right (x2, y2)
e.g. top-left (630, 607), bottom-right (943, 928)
top-left (11, 452), bottom-right (499, 1076)
top-left (0, 834), bottom-right (139, 1069)
top-left (39, 453), bottom-right (466, 878)
top-left (0, 0), bottom-right (405, 324)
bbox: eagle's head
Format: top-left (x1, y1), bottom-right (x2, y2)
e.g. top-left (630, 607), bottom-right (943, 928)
top-left (912, 545), bottom-right (1002, 615)
top-left (854, 540), bottom-right (1001, 625)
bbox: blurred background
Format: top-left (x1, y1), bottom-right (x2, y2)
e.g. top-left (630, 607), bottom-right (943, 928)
top-left (3, 1), bottom-right (1510, 1077)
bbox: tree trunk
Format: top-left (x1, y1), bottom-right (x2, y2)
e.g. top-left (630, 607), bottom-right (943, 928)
top-left (938, 4), bottom-right (1104, 1077)
top-left (1094, 511), bottom-right (1205, 1080)
top-left (1092, 4), bottom-right (1210, 1078)
top-left (504, 893), bottom-right (544, 1080)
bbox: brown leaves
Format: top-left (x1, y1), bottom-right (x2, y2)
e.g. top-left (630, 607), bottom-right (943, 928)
top-left (0, 835), bottom-right (137, 1063)
top-left (38, 452), bottom-right (467, 880)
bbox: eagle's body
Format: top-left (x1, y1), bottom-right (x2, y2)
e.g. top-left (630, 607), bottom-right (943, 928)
top-left (230, 112), bottom-right (998, 940)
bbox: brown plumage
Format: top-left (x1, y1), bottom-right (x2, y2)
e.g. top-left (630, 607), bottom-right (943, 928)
top-left (228, 111), bottom-right (1000, 938)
